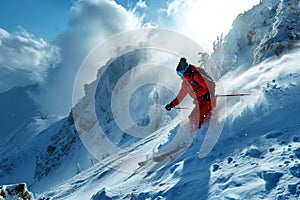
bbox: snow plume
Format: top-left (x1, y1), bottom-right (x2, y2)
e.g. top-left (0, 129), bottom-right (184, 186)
top-left (219, 49), bottom-right (300, 139)
top-left (37, 0), bottom-right (142, 115)
top-left (71, 28), bottom-right (219, 171)
top-left (72, 47), bottom-right (181, 166)
top-left (0, 27), bottom-right (60, 93)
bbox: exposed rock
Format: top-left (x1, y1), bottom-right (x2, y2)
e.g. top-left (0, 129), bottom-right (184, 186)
top-left (0, 183), bottom-right (33, 200)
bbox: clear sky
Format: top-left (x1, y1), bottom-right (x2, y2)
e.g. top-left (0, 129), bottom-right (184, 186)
top-left (0, 0), bottom-right (75, 40)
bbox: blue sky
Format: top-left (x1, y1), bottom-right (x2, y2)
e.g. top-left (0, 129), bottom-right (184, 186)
top-left (0, 0), bottom-right (259, 115)
top-left (0, 0), bottom-right (168, 41)
top-left (0, 0), bottom-right (259, 51)
top-left (0, 0), bottom-right (75, 41)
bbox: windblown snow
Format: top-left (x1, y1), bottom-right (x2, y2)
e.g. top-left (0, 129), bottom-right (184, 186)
top-left (0, 0), bottom-right (300, 199)
top-left (36, 47), bottom-right (300, 200)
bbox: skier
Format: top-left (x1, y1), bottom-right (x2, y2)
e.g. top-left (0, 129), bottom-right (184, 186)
top-left (165, 57), bottom-right (216, 131)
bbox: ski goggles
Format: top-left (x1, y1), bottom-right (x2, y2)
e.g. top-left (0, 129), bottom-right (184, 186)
top-left (177, 69), bottom-right (185, 77)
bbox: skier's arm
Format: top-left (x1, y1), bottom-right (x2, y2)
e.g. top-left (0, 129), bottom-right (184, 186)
top-left (170, 84), bottom-right (188, 107)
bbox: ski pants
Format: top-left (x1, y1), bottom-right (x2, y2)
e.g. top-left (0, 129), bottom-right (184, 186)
top-left (189, 96), bottom-right (217, 131)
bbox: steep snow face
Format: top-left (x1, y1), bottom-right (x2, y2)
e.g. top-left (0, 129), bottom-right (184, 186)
top-left (211, 0), bottom-right (300, 75)
top-left (0, 84), bottom-right (64, 153)
top-left (0, 84), bottom-right (60, 156)
top-left (0, 114), bottom-right (94, 194)
top-left (37, 48), bottom-right (300, 200)
top-left (254, 0), bottom-right (300, 63)
top-left (207, 49), bottom-right (300, 199)
top-left (217, 47), bottom-right (300, 139)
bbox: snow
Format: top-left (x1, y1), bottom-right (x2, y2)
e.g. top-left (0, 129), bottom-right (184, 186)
top-left (0, 115), bottom-right (94, 195)
top-left (0, 85), bottom-right (65, 160)
top-left (211, 0), bottom-right (300, 76)
top-left (34, 43), bottom-right (300, 200)
top-left (1, 0), bottom-right (300, 199)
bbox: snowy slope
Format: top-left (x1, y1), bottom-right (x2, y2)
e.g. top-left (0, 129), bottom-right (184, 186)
top-left (0, 84), bottom-right (79, 194)
top-left (0, 84), bottom-right (62, 155)
top-left (208, 49), bottom-right (300, 199)
top-left (211, 0), bottom-right (300, 75)
top-left (0, 47), bottom-right (177, 197)
top-left (36, 48), bottom-right (300, 200)
top-left (2, 0), bottom-right (300, 199)
top-left (0, 48), bottom-right (178, 195)
top-left (35, 0), bottom-right (300, 198)
top-left (0, 113), bottom-right (94, 194)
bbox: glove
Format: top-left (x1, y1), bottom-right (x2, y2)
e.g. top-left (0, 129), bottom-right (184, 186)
top-left (165, 103), bottom-right (174, 111)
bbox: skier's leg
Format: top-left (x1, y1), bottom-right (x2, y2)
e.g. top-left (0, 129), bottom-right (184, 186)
top-left (198, 102), bottom-right (211, 128)
top-left (198, 97), bottom-right (217, 129)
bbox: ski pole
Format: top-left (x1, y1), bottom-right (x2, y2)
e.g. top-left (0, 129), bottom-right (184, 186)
top-left (174, 107), bottom-right (192, 110)
top-left (172, 94), bottom-right (258, 110)
top-left (216, 93), bottom-right (259, 97)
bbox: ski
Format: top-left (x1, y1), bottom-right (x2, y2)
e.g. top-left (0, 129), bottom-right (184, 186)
top-left (152, 144), bottom-right (186, 162)
top-left (137, 160), bottom-right (149, 167)
top-left (138, 145), bottom-right (187, 167)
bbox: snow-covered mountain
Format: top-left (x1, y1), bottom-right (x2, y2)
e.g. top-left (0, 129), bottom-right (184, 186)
top-left (0, 84), bottom-right (38, 141)
top-left (0, 48), bottom-right (176, 195)
top-left (211, 0), bottom-right (300, 75)
top-left (0, 110), bottom-right (95, 194)
top-left (0, 84), bottom-right (76, 194)
top-left (1, 0), bottom-right (300, 199)
top-left (0, 84), bottom-right (61, 155)
top-left (36, 47), bottom-right (300, 199)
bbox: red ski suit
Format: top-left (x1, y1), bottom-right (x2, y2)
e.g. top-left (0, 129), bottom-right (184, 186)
top-left (170, 65), bottom-right (216, 130)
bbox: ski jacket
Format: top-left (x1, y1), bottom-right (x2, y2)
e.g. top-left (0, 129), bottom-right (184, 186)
top-left (170, 65), bottom-right (215, 107)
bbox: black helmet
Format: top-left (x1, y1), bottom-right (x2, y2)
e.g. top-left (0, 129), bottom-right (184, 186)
top-left (176, 57), bottom-right (188, 76)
